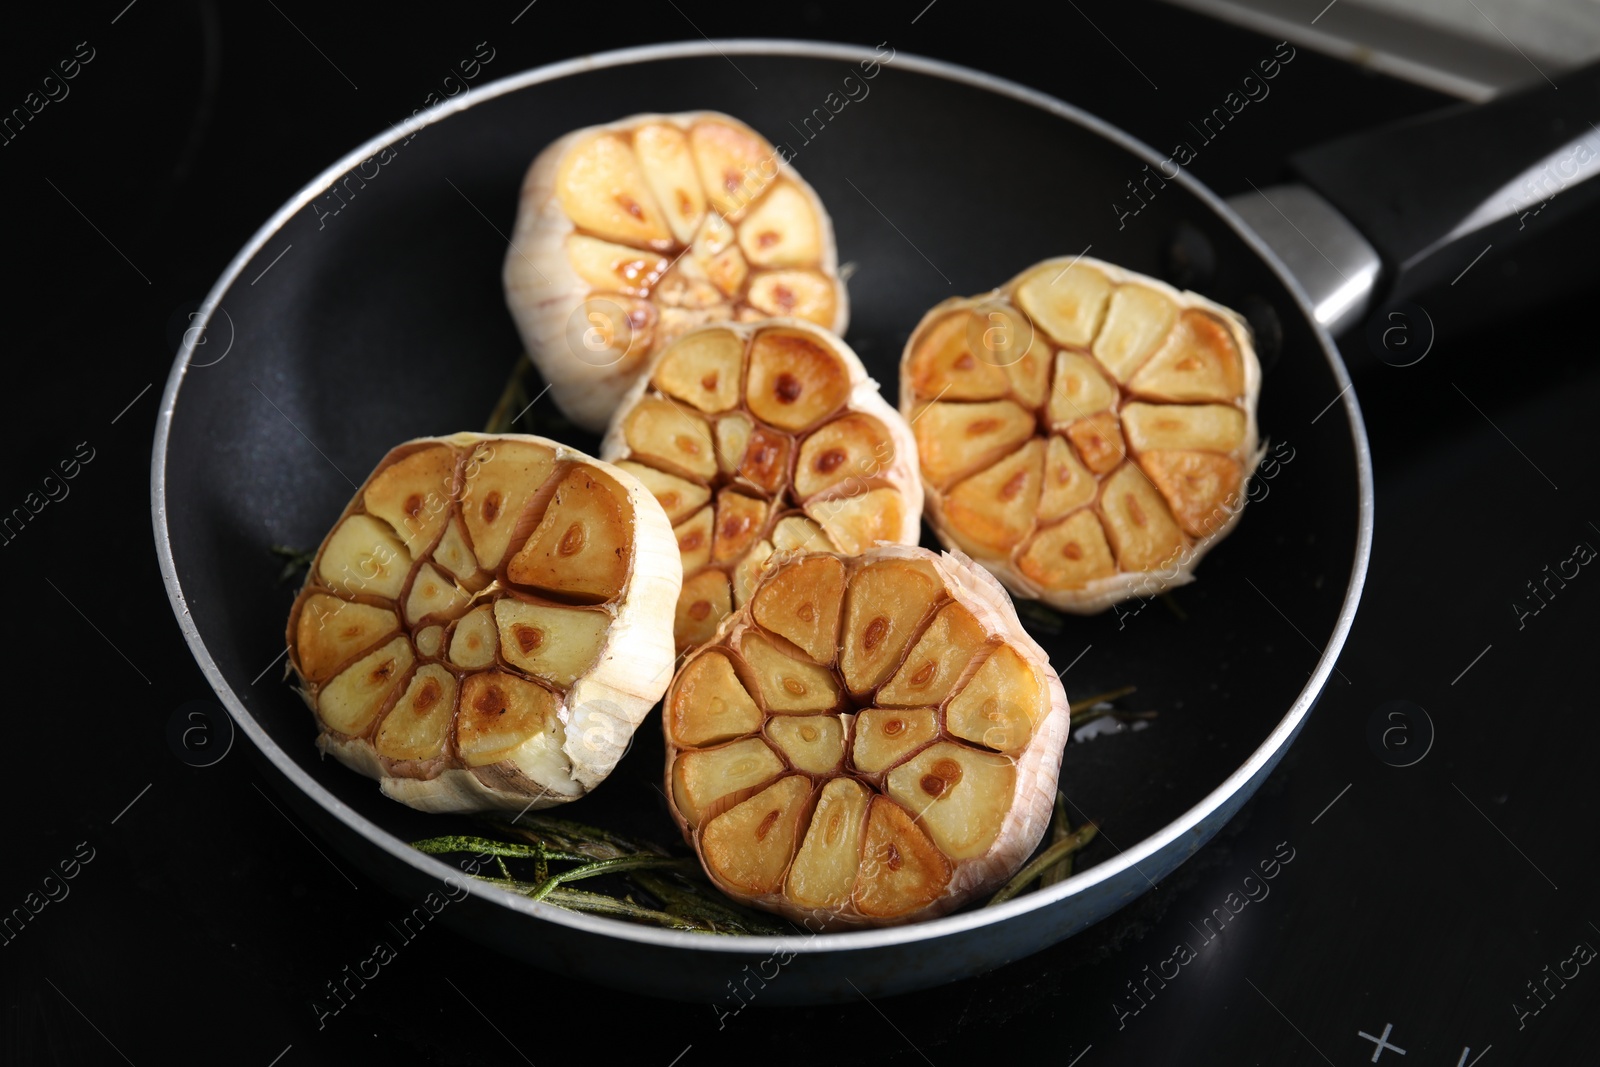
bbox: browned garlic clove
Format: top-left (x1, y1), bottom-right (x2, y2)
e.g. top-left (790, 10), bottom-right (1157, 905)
top-left (900, 256), bottom-right (1264, 613)
top-left (602, 318), bottom-right (923, 652)
top-left (286, 434), bottom-right (681, 814)
top-left (662, 546), bottom-right (1070, 927)
top-left (503, 112), bottom-right (848, 433)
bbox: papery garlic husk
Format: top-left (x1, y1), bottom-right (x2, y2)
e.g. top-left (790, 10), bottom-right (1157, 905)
top-left (504, 111), bottom-right (848, 433)
top-left (600, 317), bottom-right (923, 652)
top-left (662, 545), bottom-right (1070, 927)
top-left (285, 433), bottom-right (680, 813)
top-left (900, 256), bottom-right (1264, 613)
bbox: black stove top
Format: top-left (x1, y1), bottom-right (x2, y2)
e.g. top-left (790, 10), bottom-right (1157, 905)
top-left (5, 2), bottom-right (1595, 1064)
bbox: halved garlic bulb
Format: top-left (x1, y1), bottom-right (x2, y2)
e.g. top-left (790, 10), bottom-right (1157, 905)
top-left (663, 546), bottom-right (1069, 927)
top-left (600, 318), bottom-right (923, 651)
top-left (285, 434), bottom-right (680, 813)
top-left (504, 112), bottom-right (848, 433)
top-left (900, 256), bottom-right (1263, 612)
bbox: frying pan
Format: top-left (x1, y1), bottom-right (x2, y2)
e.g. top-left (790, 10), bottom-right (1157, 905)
top-left (151, 40), bottom-right (1394, 1005)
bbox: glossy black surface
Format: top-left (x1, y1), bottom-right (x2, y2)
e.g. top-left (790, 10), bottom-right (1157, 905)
top-left (4, 1), bottom-right (1593, 1064)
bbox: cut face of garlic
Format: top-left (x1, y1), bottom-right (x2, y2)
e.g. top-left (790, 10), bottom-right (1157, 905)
top-left (504, 112), bottom-right (849, 433)
top-left (900, 256), bottom-right (1264, 613)
top-left (286, 434), bottom-right (681, 814)
top-left (662, 546), bottom-right (1070, 927)
top-left (602, 318), bottom-right (924, 652)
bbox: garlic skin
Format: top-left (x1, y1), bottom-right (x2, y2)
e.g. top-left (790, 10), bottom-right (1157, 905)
top-left (600, 318), bottom-right (923, 652)
top-left (504, 111), bottom-right (848, 433)
top-left (900, 256), bottom-right (1264, 613)
top-left (286, 433), bottom-right (680, 814)
top-left (662, 545), bottom-right (1070, 928)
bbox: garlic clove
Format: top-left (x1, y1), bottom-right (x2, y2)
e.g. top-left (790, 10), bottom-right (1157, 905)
top-left (711, 490), bottom-right (768, 563)
top-left (374, 665), bottom-right (457, 762)
top-left (739, 631), bottom-right (841, 714)
top-left (319, 637), bottom-right (414, 736)
top-left (1046, 350), bottom-right (1118, 426)
top-left (505, 466), bottom-right (631, 601)
top-left (906, 311), bottom-right (1010, 401)
top-left (614, 461), bottom-right (709, 524)
top-left (744, 326), bottom-right (850, 432)
top-left (554, 132), bottom-right (674, 249)
top-left (672, 736), bottom-right (784, 826)
top-left (886, 742), bottom-right (1015, 860)
top-left (492, 599), bottom-right (608, 687)
top-left (1121, 401), bottom-right (1246, 453)
top-left (632, 122), bottom-right (705, 244)
top-left (746, 270), bottom-right (837, 324)
top-left (735, 182), bottom-right (822, 268)
top-left (911, 400), bottom-right (1035, 490)
top-left (700, 775), bottom-right (813, 895)
top-left (362, 444), bottom-right (456, 555)
top-left (650, 326), bottom-right (744, 413)
top-left (1139, 450), bottom-right (1245, 538)
top-left (318, 515), bottom-right (412, 600)
top-left (852, 796), bottom-right (952, 920)
top-left (944, 644), bottom-right (1046, 754)
top-left (805, 488), bottom-right (910, 556)
top-left (877, 601), bottom-right (987, 708)
top-left (765, 714), bottom-right (845, 773)
top-left (675, 570), bottom-right (732, 649)
top-left (294, 595), bottom-right (398, 682)
top-left (1098, 462), bottom-right (1187, 572)
top-left (1094, 283), bottom-right (1178, 381)
top-left (1036, 435), bottom-right (1097, 523)
top-left (460, 440), bottom-right (557, 571)
top-left (667, 650), bottom-right (763, 748)
top-left (1017, 510), bottom-right (1118, 591)
top-left (838, 557), bottom-right (942, 695)
top-left (850, 706), bottom-right (939, 774)
top-left (793, 413), bottom-right (895, 500)
top-left (1014, 261), bottom-right (1111, 347)
top-left (621, 398), bottom-right (718, 481)
top-left (751, 553), bottom-right (845, 666)
top-left (785, 777), bottom-right (870, 910)
top-left (941, 439), bottom-right (1045, 557)
top-left (1127, 309), bottom-right (1247, 402)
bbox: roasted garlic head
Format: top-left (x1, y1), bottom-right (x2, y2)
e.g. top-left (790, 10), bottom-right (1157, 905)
top-left (504, 111), bottom-right (847, 433)
top-left (663, 546), bottom-right (1070, 927)
top-left (901, 256), bottom-right (1263, 612)
top-left (286, 434), bottom-right (680, 813)
top-left (601, 318), bottom-right (923, 652)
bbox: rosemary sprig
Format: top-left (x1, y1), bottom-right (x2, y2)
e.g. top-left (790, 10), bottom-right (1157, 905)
top-left (269, 544), bottom-right (316, 585)
top-left (986, 821), bottom-right (1100, 907)
top-left (1037, 791), bottom-right (1075, 890)
top-left (1068, 685), bottom-right (1157, 730)
top-left (412, 814), bottom-right (795, 935)
top-left (483, 356), bottom-right (572, 437)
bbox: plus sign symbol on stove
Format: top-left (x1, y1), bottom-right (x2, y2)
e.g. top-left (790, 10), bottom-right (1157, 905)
top-left (1358, 1022), bottom-right (1407, 1061)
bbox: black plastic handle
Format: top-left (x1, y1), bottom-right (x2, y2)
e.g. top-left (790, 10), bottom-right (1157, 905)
top-left (1291, 60), bottom-right (1600, 305)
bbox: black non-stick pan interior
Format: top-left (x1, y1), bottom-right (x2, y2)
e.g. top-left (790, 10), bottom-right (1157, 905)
top-left (162, 49), bottom-right (1362, 908)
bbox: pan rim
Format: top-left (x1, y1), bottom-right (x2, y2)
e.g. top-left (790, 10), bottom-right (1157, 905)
top-left (151, 38), bottom-right (1373, 955)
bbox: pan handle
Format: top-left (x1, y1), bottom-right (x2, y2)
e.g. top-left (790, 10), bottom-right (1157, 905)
top-left (1226, 60), bottom-right (1600, 338)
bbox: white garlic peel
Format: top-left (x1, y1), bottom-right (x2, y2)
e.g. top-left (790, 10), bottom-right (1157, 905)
top-left (662, 545), bottom-right (1070, 928)
top-left (600, 317), bottom-right (923, 651)
top-left (286, 433), bottom-right (681, 813)
top-left (504, 111), bottom-right (848, 433)
top-left (900, 256), bottom-right (1264, 613)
